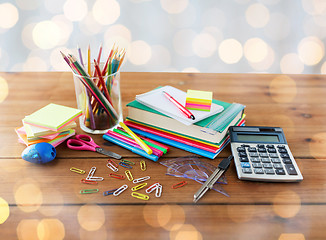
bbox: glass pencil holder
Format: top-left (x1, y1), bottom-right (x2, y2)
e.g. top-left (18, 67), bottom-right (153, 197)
top-left (72, 67), bottom-right (123, 134)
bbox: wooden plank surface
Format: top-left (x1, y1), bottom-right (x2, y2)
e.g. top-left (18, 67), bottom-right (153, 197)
top-left (1, 72), bottom-right (326, 239)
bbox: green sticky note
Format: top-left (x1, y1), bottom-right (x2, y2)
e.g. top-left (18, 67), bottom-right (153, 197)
top-left (23, 103), bottom-right (82, 131)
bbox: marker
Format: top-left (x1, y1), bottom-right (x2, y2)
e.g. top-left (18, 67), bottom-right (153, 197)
top-left (162, 91), bottom-right (195, 120)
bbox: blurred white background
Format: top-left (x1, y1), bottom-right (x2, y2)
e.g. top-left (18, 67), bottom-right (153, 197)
top-left (0, 0), bottom-right (326, 74)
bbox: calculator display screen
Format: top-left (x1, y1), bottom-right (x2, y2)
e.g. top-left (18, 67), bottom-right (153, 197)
top-left (237, 134), bottom-right (279, 143)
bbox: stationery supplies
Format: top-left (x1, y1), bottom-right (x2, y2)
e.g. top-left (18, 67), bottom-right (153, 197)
top-left (125, 170), bottom-right (133, 181)
top-left (86, 166), bottom-right (104, 181)
top-left (109, 173), bottom-right (125, 180)
top-left (21, 142), bottom-right (56, 164)
top-left (23, 103), bottom-right (82, 131)
top-left (172, 181), bottom-right (187, 189)
top-left (163, 91), bottom-right (195, 120)
top-left (131, 192), bottom-right (149, 200)
top-left (131, 183), bottom-right (148, 191)
top-left (113, 184), bottom-right (128, 196)
top-left (119, 122), bottom-right (152, 155)
top-left (80, 189), bottom-right (99, 194)
top-left (135, 86), bottom-right (224, 125)
top-left (81, 179), bottom-right (98, 184)
top-left (70, 167), bottom-right (85, 174)
top-left (185, 90), bottom-right (213, 112)
top-left (229, 126), bottom-right (303, 182)
top-left (133, 176), bottom-right (150, 184)
top-left (67, 134), bottom-right (121, 159)
top-left (126, 98), bottom-right (244, 144)
top-left (103, 189), bottom-right (118, 196)
top-left (193, 155), bottom-right (232, 203)
top-left (140, 160), bottom-right (146, 171)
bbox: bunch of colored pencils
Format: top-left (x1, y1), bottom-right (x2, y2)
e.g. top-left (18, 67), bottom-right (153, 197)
top-left (61, 44), bottom-right (126, 130)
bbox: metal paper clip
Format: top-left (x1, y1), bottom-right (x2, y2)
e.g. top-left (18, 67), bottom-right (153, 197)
top-left (70, 167), bottom-right (85, 174)
top-left (155, 185), bottom-right (162, 198)
top-left (125, 170), bottom-right (133, 181)
top-left (81, 179), bottom-right (98, 185)
top-left (107, 162), bottom-right (119, 172)
top-left (119, 161), bottom-right (132, 169)
top-left (140, 160), bottom-right (146, 171)
top-left (113, 184), bottom-right (128, 196)
top-left (146, 182), bottom-right (160, 194)
top-left (86, 167), bottom-right (97, 178)
top-left (172, 181), bottom-right (187, 189)
top-left (131, 192), bottom-right (149, 201)
top-left (109, 173), bottom-right (125, 180)
top-left (133, 176), bottom-right (150, 184)
top-left (121, 159), bottom-right (135, 165)
top-left (103, 188), bottom-right (118, 196)
top-left (80, 189), bottom-right (99, 194)
top-left (132, 182), bottom-right (148, 191)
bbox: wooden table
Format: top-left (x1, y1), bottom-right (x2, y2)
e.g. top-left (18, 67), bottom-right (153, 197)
top-left (1, 72), bottom-right (326, 239)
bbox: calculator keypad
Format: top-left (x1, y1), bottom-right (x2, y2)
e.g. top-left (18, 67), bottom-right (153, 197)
top-left (237, 144), bottom-right (297, 177)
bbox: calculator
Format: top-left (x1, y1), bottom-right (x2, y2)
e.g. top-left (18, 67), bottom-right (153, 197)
top-left (229, 126), bottom-right (303, 182)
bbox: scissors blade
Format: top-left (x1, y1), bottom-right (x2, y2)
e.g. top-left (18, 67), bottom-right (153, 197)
top-left (96, 148), bottom-right (122, 159)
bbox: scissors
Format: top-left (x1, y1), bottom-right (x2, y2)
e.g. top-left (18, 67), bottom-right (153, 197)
top-left (67, 134), bottom-right (122, 160)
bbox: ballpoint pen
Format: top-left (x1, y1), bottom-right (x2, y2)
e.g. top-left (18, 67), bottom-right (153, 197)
top-left (162, 91), bottom-right (195, 120)
top-left (193, 155), bottom-right (233, 203)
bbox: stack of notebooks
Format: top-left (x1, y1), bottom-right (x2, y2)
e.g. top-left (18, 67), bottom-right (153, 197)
top-left (124, 86), bottom-right (246, 159)
top-left (15, 103), bottom-right (81, 147)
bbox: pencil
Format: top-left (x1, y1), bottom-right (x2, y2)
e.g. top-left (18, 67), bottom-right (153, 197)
top-left (119, 122), bottom-right (153, 155)
top-left (87, 44), bottom-right (91, 75)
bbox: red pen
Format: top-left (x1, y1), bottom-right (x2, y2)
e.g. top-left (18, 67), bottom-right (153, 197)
top-left (162, 91), bottom-right (195, 120)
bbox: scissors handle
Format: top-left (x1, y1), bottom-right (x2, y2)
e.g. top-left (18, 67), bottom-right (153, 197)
top-left (67, 139), bottom-right (96, 152)
top-left (75, 134), bottom-right (100, 148)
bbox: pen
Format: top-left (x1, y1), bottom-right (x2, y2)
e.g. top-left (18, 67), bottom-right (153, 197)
top-left (193, 155), bottom-right (233, 203)
top-left (119, 122), bottom-right (153, 155)
top-left (162, 91), bottom-right (195, 120)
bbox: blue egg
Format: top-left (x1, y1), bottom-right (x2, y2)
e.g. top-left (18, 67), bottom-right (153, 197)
top-left (21, 142), bottom-right (56, 164)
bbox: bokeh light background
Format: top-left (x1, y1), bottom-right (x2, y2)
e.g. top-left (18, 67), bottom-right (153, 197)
top-left (0, 0), bottom-right (326, 73)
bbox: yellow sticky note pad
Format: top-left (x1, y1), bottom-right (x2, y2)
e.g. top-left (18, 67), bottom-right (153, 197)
top-left (186, 90), bottom-right (213, 111)
top-left (186, 90), bottom-right (213, 101)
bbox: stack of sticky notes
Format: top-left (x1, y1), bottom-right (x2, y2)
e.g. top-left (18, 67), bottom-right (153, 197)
top-left (15, 103), bottom-right (82, 147)
top-left (185, 90), bottom-right (213, 112)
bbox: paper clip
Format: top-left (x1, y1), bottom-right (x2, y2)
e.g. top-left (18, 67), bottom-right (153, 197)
top-left (86, 167), bottom-right (97, 178)
top-left (146, 182), bottom-right (160, 194)
top-left (132, 182), bottom-right (148, 191)
top-left (81, 179), bottom-right (98, 185)
top-left (172, 181), bottom-right (187, 189)
top-left (107, 161), bottom-right (119, 172)
top-left (103, 188), bottom-right (118, 196)
top-left (155, 185), bottom-right (162, 198)
top-left (125, 170), bottom-right (133, 181)
top-left (131, 192), bottom-right (149, 201)
top-left (113, 184), bottom-right (128, 196)
top-left (108, 159), bottom-right (119, 167)
top-left (109, 173), bottom-right (125, 180)
top-left (119, 161), bottom-right (132, 169)
top-left (121, 159), bottom-right (135, 165)
top-left (140, 160), bottom-right (146, 171)
top-left (80, 189), bottom-right (99, 194)
top-left (86, 166), bottom-right (104, 181)
top-left (132, 176), bottom-right (150, 184)
top-left (70, 167), bottom-right (85, 174)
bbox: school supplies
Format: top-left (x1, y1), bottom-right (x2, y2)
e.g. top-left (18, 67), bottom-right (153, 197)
top-left (21, 142), bottom-right (56, 164)
top-left (193, 155), bottom-right (232, 203)
top-left (163, 91), bottom-right (195, 120)
top-left (23, 103), bottom-right (82, 131)
top-left (67, 134), bottom-right (121, 159)
top-left (126, 97), bottom-right (245, 145)
top-left (135, 86), bottom-right (224, 125)
top-left (185, 90), bottom-right (213, 112)
top-left (119, 122), bottom-right (152, 155)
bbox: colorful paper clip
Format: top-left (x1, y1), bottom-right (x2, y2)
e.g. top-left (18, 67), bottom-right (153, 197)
top-left (87, 167), bottom-right (97, 178)
top-left (132, 182), bottom-right (148, 191)
top-left (172, 181), bottom-right (187, 189)
top-left (121, 159), bottom-right (135, 165)
top-left (81, 179), bottom-right (98, 185)
top-left (132, 176), bottom-right (150, 184)
top-left (107, 161), bottom-right (119, 172)
top-left (140, 160), bottom-right (146, 171)
top-left (103, 188), bottom-right (118, 196)
top-left (155, 185), bottom-right (162, 198)
top-left (131, 192), bottom-right (149, 201)
top-left (125, 170), bottom-right (133, 181)
top-left (108, 159), bottom-right (119, 167)
top-left (80, 189), bottom-right (99, 194)
top-left (86, 166), bottom-right (104, 181)
top-left (119, 161), bottom-right (132, 169)
top-left (146, 182), bottom-right (160, 194)
top-left (70, 167), bottom-right (85, 174)
top-left (113, 184), bottom-right (128, 196)
top-left (109, 173), bottom-right (125, 180)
